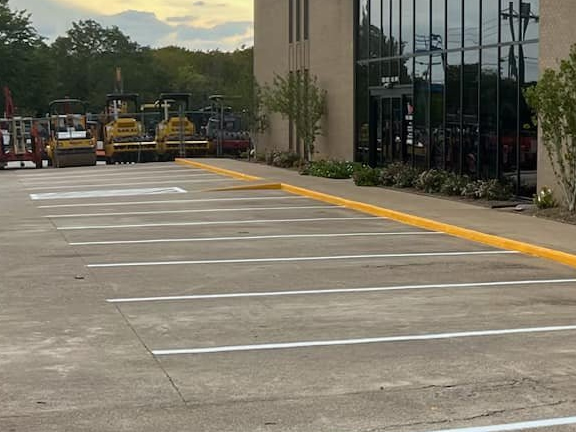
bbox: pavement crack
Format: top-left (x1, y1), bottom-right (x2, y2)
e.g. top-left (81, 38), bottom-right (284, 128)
top-left (112, 304), bottom-right (187, 406)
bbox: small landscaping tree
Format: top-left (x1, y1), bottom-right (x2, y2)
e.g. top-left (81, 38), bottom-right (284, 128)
top-left (264, 71), bottom-right (327, 161)
top-left (525, 44), bottom-right (576, 212)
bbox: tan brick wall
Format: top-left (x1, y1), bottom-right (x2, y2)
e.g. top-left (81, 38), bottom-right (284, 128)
top-left (254, 0), bottom-right (355, 160)
top-left (537, 0), bottom-right (576, 194)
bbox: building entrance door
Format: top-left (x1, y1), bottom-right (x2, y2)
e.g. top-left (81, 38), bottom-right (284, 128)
top-left (368, 93), bottom-right (413, 167)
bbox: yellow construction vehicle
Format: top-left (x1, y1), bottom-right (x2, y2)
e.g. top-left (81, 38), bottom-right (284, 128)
top-left (155, 93), bottom-right (209, 161)
top-left (46, 99), bottom-right (97, 168)
top-left (103, 93), bottom-right (157, 164)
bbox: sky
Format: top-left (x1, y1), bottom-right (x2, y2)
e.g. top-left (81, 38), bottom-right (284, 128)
top-left (16, 0), bottom-right (254, 51)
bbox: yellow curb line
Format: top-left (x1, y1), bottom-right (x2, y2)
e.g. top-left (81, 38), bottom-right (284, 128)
top-left (175, 159), bottom-right (262, 181)
top-left (280, 183), bottom-right (576, 269)
top-left (206, 183), bottom-right (282, 192)
top-left (176, 159), bottom-right (576, 269)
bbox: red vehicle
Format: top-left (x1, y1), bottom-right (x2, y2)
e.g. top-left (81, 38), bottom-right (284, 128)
top-left (0, 87), bottom-right (44, 169)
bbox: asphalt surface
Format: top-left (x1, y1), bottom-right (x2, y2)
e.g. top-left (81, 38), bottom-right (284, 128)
top-left (2, 162), bottom-right (576, 432)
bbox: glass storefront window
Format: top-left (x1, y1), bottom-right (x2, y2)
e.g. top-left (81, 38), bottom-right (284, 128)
top-left (447, 0), bottom-right (462, 49)
top-left (464, 0), bottom-right (480, 47)
top-left (445, 51), bottom-right (461, 172)
top-left (401, 0), bottom-right (414, 54)
top-left (522, 0), bottom-right (540, 41)
top-left (463, 50), bottom-right (479, 175)
top-left (391, 0), bottom-right (401, 56)
top-left (382, 0), bottom-right (391, 57)
top-left (430, 54), bottom-right (446, 169)
top-left (358, 0), bottom-right (370, 59)
top-left (482, 0), bottom-right (500, 45)
top-left (415, 0), bottom-right (430, 53)
top-left (414, 55), bottom-right (430, 167)
top-left (370, 0), bottom-right (382, 58)
top-left (501, 0), bottom-right (519, 44)
top-left (480, 47), bottom-right (499, 179)
top-left (431, 0), bottom-right (446, 52)
top-left (500, 45), bottom-right (519, 186)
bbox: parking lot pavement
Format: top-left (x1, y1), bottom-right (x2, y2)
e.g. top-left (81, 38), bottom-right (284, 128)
top-left (2, 162), bottom-right (576, 432)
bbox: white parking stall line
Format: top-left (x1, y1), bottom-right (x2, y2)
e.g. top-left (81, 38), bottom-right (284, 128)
top-left (23, 173), bottom-right (217, 186)
top-left (151, 324), bottom-right (576, 355)
top-left (106, 278), bottom-right (576, 303)
top-left (57, 216), bottom-right (381, 230)
top-left (73, 231), bottom-right (443, 246)
top-left (26, 177), bottom-right (230, 190)
top-left (46, 205), bottom-right (340, 218)
top-left (19, 167), bottom-right (197, 180)
top-left (405, 415), bottom-right (576, 432)
top-left (30, 187), bottom-right (187, 201)
top-left (37, 196), bottom-right (305, 209)
top-left (87, 251), bottom-right (518, 268)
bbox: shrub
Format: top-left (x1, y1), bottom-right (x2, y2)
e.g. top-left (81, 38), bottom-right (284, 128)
top-left (301, 160), bottom-right (360, 179)
top-left (440, 173), bottom-right (470, 196)
top-left (534, 186), bottom-right (557, 209)
top-left (265, 150), bottom-right (302, 168)
top-left (415, 169), bottom-right (449, 193)
top-left (462, 179), bottom-right (513, 200)
top-left (352, 166), bottom-right (382, 186)
top-left (380, 162), bottom-right (421, 188)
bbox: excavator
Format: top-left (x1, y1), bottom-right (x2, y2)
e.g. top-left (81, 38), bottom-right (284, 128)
top-left (46, 99), bottom-right (97, 168)
top-left (0, 87), bottom-right (44, 169)
top-left (103, 93), bottom-right (156, 164)
top-left (155, 93), bottom-right (210, 161)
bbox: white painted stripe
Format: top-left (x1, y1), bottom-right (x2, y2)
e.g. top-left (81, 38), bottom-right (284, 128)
top-left (19, 167), bottom-right (195, 180)
top-left (57, 216), bottom-right (380, 230)
top-left (414, 416), bottom-right (576, 432)
top-left (73, 231), bottom-right (442, 246)
top-left (26, 177), bottom-right (229, 190)
top-left (46, 205), bottom-right (339, 218)
top-left (106, 278), bottom-right (576, 303)
top-left (151, 324), bottom-right (576, 355)
top-left (24, 172), bottom-right (217, 185)
top-left (87, 251), bottom-right (517, 268)
top-left (38, 196), bottom-right (302, 209)
top-left (31, 187), bottom-right (187, 201)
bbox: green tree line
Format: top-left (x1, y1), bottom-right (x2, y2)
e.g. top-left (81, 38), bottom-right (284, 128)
top-left (0, 0), bottom-right (253, 117)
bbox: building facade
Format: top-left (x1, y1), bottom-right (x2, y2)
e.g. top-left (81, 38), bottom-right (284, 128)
top-left (255, 1), bottom-right (574, 197)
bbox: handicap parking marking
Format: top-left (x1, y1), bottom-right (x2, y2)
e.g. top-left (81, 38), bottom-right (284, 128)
top-left (105, 278), bottom-right (576, 303)
top-left (72, 231), bottom-right (443, 246)
top-left (30, 187), bottom-right (187, 200)
top-left (56, 216), bottom-right (381, 230)
top-left (151, 324), bottom-right (576, 355)
top-left (45, 205), bottom-right (341, 218)
top-left (87, 250), bottom-right (518, 268)
top-left (406, 415), bottom-right (576, 432)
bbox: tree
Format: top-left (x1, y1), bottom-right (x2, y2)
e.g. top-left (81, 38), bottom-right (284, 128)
top-left (264, 71), bottom-right (326, 161)
top-left (525, 44), bottom-right (576, 212)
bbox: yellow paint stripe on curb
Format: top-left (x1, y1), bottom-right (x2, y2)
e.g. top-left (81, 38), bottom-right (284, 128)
top-left (206, 183), bottom-right (282, 192)
top-left (175, 159), bottom-right (262, 181)
top-left (175, 159), bottom-right (576, 269)
top-left (280, 183), bottom-right (576, 269)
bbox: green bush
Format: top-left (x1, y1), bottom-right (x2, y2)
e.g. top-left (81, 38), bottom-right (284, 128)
top-left (415, 169), bottom-right (449, 193)
top-left (380, 162), bottom-right (421, 188)
top-left (440, 173), bottom-right (470, 196)
top-left (301, 160), bottom-right (360, 179)
top-left (534, 186), bottom-right (557, 209)
top-left (462, 179), bottom-right (513, 200)
top-left (352, 166), bottom-right (382, 186)
top-left (265, 150), bottom-right (302, 168)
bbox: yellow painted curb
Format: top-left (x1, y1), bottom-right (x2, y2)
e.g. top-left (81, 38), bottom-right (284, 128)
top-left (206, 183), bottom-right (282, 192)
top-left (174, 158), bottom-right (576, 269)
top-left (280, 183), bottom-right (576, 269)
top-left (175, 159), bottom-right (262, 181)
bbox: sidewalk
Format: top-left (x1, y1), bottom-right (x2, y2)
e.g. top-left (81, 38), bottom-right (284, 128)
top-left (187, 158), bottom-right (576, 258)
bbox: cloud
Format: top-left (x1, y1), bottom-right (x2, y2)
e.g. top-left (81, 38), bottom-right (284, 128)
top-left (13, 0), bottom-right (253, 51)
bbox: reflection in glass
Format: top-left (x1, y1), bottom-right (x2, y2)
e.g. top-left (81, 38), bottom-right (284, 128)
top-left (463, 50), bottom-right (479, 175)
top-left (500, 46), bottom-right (519, 185)
top-left (464, 0), bottom-right (480, 47)
top-left (358, 0), bottom-right (370, 59)
top-left (415, 0), bottom-right (430, 53)
top-left (382, 0), bottom-right (391, 57)
top-left (482, 0), bottom-right (500, 45)
top-left (445, 51), bottom-right (461, 172)
top-left (401, 0), bottom-right (414, 54)
top-left (391, 0), bottom-right (401, 56)
top-left (414, 55), bottom-right (430, 167)
top-left (370, 0), bottom-right (382, 58)
top-left (447, 0), bottom-right (462, 49)
top-left (356, 64), bottom-right (370, 162)
top-left (430, 54), bottom-right (445, 169)
top-left (480, 47), bottom-right (499, 179)
top-left (522, 0), bottom-right (540, 41)
top-left (431, 0), bottom-right (446, 52)
top-left (501, 0), bottom-right (519, 43)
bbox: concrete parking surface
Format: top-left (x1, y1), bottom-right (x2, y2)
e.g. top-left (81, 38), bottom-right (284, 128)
top-left (2, 162), bottom-right (576, 431)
